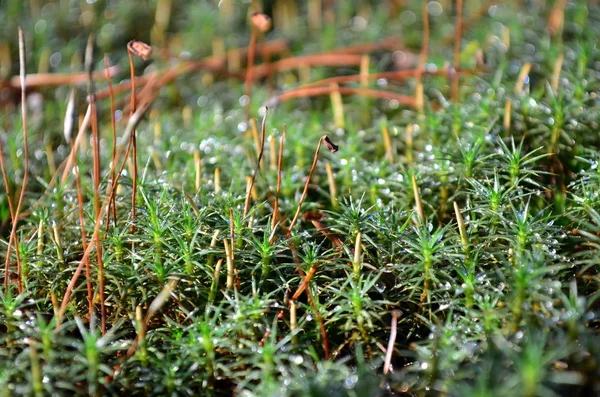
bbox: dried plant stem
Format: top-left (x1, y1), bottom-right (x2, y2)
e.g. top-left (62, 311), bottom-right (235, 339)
top-left (71, 138), bottom-right (93, 327)
top-left (295, 67), bottom-right (481, 91)
top-left (104, 55), bottom-right (118, 228)
top-left (272, 86), bottom-right (416, 109)
top-left (291, 263), bottom-right (319, 300)
top-left (451, 0), bottom-right (463, 102)
top-left (4, 27), bottom-right (29, 292)
top-left (383, 310), bottom-right (401, 374)
top-left (57, 115), bottom-right (149, 328)
top-left (8, 66), bottom-right (119, 89)
top-left (86, 34), bottom-right (106, 335)
top-left (57, 196), bottom-right (111, 329)
top-left (276, 240), bottom-right (330, 359)
top-left (290, 257), bottom-right (330, 359)
top-left (244, 108), bottom-right (268, 218)
top-left (251, 53), bottom-right (363, 81)
top-left (127, 47), bottom-right (138, 234)
top-left (270, 127), bottom-right (285, 244)
top-left (0, 135), bottom-right (15, 289)
top-left (61, 105), bottom-right (92, 186)
top-left (287, 136), bottom-right (326, 237)
top-left (104, 103), bottom-right (151, 232)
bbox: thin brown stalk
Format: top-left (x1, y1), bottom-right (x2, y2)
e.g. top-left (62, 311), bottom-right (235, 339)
top-left (105, 102), bottom-right (151, 226)
top-left (63, 88), bottom-right (93, 325)
top-left (306, 217), bottom-right (343, 248)
top-left (243, 108), bottom-right (268, 219)
top-left (0, 137), bottom-right (15, 290)
top-left (57, 172), bottom-right (118, 329)
top-left (291, 263), bottom-right (319, 301)
top-left (104, 55), bottom-right (118, 229)
top-left (71, 138), bottom-right (93, 326)
top-left (287, 135), bottom-right (338, 238)
top-left (60, 104), bottom-right (92, 186)
top-left (270, 126), bottom-right (285, 244)
top-left (127, 46), bottom-right (138, 234)
top-left (8, 65), bottom-right (119, 89)
top-left (271, 86), bottom-right (416, 108)
top-left (383, 310), bottom-right (402, 374)
top-left (85, 34), bottom-right (106, 335)
top-left (273, 239), bottom-right (330, 359)
top-left (289, 255), bottom-right (330, 359)
top-left (5, 27), bottom-right (29, 292)
top-left (451, 0), bottom-right (464, 102)
top-left (251, 53), bottom-right (363, 81)
top-left (56, 106), bottom-right (152, 329)
top-left (244, 13), bottom-right (271, 121)
top-left (0, 128), bottom-right (15, 286)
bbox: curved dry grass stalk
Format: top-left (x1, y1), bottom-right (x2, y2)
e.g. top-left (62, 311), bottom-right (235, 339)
top-left (4, 27), bottom-right (29, 292)
top-left (383, 310), bottom-right (402, 374)
top-left (8, 65), bottom-right (119, 89)
top-left (127, 43), bottom-right (139, 234)
top-left (104, 55), bottom-right (118, 228)
top-left (85, 34), bottom-right (106, 335)
top-left (269, 86), bottom-right (416, 108)
top-left (243, 108), bottom-right (268, 219)
top-left (269, 126), bottom-right (285, 245)
top-left (287, 135), bottom-right (338, 238)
